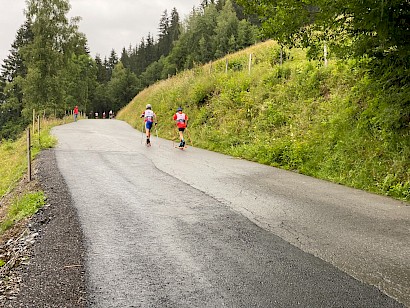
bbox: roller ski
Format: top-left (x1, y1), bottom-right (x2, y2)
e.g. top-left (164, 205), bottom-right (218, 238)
top-left (174, 140), bottom-right (187, 150)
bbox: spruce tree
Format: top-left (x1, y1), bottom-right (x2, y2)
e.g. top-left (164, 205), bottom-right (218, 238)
top-left (0, 20), bottom-right (33, 139)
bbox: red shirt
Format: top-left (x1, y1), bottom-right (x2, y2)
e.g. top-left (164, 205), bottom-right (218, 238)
top-left (74, 106), bottom-right (79, 114)
top-left (173, 112), bottom-right (188, 128)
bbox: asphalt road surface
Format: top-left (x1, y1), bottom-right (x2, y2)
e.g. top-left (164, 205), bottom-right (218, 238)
top-left (52, 119), bottom-right (409, 307)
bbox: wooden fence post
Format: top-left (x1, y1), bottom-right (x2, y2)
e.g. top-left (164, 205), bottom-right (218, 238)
top-left (324, 42), bottom-right (328, 67)
top-left (248, 53), bottom-right (252, 74)
top-left (27, 128), bottom-right (31, 182)
top-left (37, 115), bottom-right (40, 145)
top-left (32, 109), bottom-right (36, 135)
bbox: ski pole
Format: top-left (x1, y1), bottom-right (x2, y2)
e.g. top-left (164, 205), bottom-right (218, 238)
top-left (155, 125), bottom-right (159, 147)
top-left (141, 121), bottom-right (145, 144)
top-left (174, 127), bottom-right (179, 148)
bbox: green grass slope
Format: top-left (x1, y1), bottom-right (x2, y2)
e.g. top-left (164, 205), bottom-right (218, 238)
top-left (117, 40), bottom-right (410, 202)
top-left (0, 117), bottom-right (67, 237)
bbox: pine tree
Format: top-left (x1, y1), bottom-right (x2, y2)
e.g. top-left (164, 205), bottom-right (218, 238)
top-left (95, 55), bottom-right (108, 83)
top-left (157, 10), bottom-right (170, 57)
top-left (145, 34), bottom-right (157, 66)
top-left (135, 37), bottom-right (146, 75)
top-left (237, 19), bottom-right (257, 49)
top-left (169, 8), bottom-right (181, 44)
top-left (1, 21), bottom-right (33, 83)
top-left (120, 47), bottom-right (130, 69)
top-left (108, 49), bottom-right (119, 71)
top-left (214, 0), bottom-right (239, 58)
top-left (0, 20), bottom-right (33, 139)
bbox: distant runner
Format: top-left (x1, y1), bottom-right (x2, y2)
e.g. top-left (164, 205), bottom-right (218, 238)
top-left (73, 105), bottom-right (79, 122)
top-left (173, 107), bottom-right (188, 148)
top-left (140, 104), bottom-right (157, 146)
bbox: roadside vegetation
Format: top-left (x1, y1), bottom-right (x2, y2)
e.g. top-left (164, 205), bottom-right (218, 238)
top-left (0, 117), bottom-right (65, 241)
top-left (117, 40), bottom-right (410, 202)
top-left (0, 192), bottom-right (45, 234)
top-left (0, 118), bottom-right (59, 197)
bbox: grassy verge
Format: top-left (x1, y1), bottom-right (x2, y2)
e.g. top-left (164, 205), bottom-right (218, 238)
top-left (0, 118), bottom-right (59, 198)
top-left (117, 41), bottom-right (410, 202)
top-left (0, 117), bottom-right (68, 238)
top-left (0, 192), bottom-right (45, 233)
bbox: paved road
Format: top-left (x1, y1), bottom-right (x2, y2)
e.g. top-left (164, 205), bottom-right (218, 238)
top-left (53, 119), bottom-right (409, 307)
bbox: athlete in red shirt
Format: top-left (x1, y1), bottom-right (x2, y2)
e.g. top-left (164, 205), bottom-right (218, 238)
top-left (173, 107), bottom-right (188, 147)
top-left (73, 105), bottom-right (79, 122)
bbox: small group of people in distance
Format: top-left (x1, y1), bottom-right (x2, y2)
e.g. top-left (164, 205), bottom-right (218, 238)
top-left (74, 106), bottom-right (115, 121)
top-left (141, 104), bottom-right (188, 148)
top-left (79, 110), bottom-right (115, 120)
top-left (92, 110), bottom-right (114, 119)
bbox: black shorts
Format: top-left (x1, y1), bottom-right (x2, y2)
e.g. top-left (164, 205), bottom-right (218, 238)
top-left (178, 127), bottom-right (185, 132)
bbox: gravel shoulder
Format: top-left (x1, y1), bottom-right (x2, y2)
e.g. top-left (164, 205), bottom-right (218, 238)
top-left (0, 149), bottom-right (87, 307)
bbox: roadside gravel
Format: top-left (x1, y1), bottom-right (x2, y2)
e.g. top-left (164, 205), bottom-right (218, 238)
top-left (1, 149), bottom-right (87, 307)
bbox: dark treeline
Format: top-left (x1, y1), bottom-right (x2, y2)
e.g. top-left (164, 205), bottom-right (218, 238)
top-left (0, 0), bottom-right (258, 140)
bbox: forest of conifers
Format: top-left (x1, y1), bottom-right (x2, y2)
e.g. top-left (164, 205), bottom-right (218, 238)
top-left (0, 0), bottom-right (408, 141)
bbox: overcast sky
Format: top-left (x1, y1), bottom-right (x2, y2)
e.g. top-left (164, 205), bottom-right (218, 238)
top-left (0, 0), bottom-right (200, 67)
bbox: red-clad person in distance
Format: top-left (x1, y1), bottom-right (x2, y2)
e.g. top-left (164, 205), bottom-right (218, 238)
top-left (173, 107), bottom-right (188, 148)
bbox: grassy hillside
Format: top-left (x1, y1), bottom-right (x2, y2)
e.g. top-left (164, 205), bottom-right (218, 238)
top-left (117, 40), bottom-right (410, 202)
